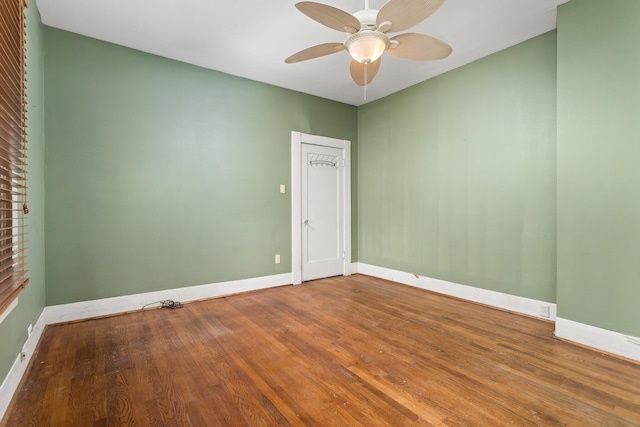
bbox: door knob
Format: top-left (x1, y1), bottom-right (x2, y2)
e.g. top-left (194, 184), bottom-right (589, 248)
top-left (303, 220), bottom-right (309, 226)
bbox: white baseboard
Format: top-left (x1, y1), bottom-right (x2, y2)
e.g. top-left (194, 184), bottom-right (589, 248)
top-left (0, 308), bottom-right (47, 419)
top-left (352, 262), bottom-right (557, 321)
top-left (45, 273), bottom-right (293, 325)
top-left (555, 318), bottom-right (640, 362)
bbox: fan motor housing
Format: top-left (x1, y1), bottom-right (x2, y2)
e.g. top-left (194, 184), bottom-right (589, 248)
top-left (353, 9), bottom-right (378, 30)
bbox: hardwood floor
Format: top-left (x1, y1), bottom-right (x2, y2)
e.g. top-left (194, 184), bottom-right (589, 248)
top-left (3, 274), bottom-right (640, 426)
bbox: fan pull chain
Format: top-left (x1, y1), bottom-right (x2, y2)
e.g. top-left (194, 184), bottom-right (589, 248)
top-left (364, 62), bottom-right (368, 101)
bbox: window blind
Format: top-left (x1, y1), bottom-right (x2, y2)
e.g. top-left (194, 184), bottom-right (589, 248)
top-left (0, 0), bottom-right (29, 315)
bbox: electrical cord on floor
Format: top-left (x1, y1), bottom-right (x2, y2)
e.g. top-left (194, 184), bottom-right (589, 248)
top-left (141, 299), bottom-right (184, 310)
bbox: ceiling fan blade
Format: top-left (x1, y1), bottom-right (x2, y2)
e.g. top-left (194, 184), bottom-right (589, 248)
top-left (285, 43), bottom-right (345, 64)
top-left (350, 58), bottom-right (381, 86)
top-left (387, 33), bottom-right (452, 60)
top-left (296, 2), bottom-right (361, 33)
top-left (377, 0), bottom-right (446, 33)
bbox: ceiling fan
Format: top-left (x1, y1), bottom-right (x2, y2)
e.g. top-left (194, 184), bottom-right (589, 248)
top-left (285, 0), bottom-right (452, 87)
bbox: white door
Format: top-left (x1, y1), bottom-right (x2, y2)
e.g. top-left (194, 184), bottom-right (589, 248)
top-left (291, 132), bottom-right (351, 284)
top-left (301, 144), bottom-right (344, 281)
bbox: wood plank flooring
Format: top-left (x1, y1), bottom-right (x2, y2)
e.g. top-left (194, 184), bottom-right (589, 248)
top-left (3, 274), bottom-right (640, 426)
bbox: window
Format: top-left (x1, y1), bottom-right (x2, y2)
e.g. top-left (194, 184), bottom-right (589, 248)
top-left (0, 0), bottom-right (29, 315)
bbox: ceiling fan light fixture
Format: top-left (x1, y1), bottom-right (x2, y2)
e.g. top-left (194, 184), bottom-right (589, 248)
top-left (345, 31), bottom-right (389, 64)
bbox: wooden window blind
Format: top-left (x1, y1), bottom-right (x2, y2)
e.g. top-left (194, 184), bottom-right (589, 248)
top-left (0, 0), bottom-right (29, 315)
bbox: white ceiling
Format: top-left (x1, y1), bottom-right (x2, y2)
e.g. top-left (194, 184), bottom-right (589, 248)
top-left (35, 0), bottom-right (568, 106)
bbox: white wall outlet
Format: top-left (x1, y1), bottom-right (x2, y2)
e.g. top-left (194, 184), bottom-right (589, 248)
top-left (27, 324), bottom-right (33, 338)
top-left (279, 184), bottom-right (286, 194)
top-left (540, 305), bottom-right (550, 318)
top-left (275, 254), bottom-right (281, 264)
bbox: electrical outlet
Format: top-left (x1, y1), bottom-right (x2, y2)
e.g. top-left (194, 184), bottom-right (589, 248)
top-left (540, 305), bottom-right (550, 318)
top-left (279, 184), bottom-right (286, 194)
top-left (27, 324), bottom-right (33, 338)
top-left (275, 254), bottom-right (281, 264)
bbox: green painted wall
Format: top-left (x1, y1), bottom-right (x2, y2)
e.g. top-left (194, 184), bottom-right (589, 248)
top-left (44, 28), bottom-right (357, 305)
top-left (0, 2), bottom-right (46, 380)
top-left (358, 32), bottom-right (557, 302)
top-left (557, 0), bottom-right (640, 336)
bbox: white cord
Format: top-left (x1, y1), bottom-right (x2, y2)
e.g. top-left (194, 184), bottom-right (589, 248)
top-left (364, 62), bottom-right (368, 101)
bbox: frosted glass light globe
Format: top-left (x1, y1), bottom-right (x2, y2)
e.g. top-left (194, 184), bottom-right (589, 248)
top-left (346, 31), bottom-right (389, 64)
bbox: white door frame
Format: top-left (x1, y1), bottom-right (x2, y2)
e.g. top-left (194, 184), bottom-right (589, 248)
top-left (291, 131), bottom-right (351, 285)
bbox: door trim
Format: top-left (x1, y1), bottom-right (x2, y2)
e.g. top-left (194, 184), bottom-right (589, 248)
top-left (291, 131), bottom-right (351, 285)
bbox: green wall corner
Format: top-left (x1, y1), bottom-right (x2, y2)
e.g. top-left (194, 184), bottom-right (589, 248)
top-left (44, 27), bottom-right (357, 305)
top-left (357, 32), bottom-right (557, 302)
top-left (557, 0), bottom-right (640, 336)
